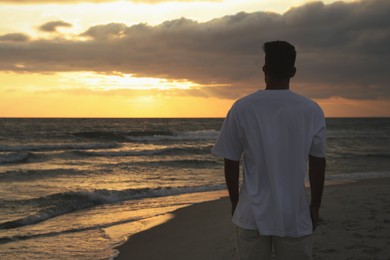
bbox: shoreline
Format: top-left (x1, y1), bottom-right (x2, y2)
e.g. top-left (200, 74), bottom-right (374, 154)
top-left (114, 177), bottom-right (390, 259)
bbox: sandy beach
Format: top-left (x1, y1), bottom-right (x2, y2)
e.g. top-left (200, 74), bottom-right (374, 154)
top-left (114, 178), bottom-right (390, 260)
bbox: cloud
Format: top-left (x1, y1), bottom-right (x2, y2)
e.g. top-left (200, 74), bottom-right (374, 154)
top-left (35, 86), bottom-right (210, 99)
top-left (0, 0), bottom-right (389, 101)
top-left (0, 0), bottom-right (112, 3)
top-left (80, 23), bottom-right (127, 40)
top-left (0, 0), bottom-right (221, 3)
top-left (0, 33), bottom-right (30, 42)
top-left (39, 20), bottom-right (72, 32)
top-left (129, 0), bottom-right (223, 3)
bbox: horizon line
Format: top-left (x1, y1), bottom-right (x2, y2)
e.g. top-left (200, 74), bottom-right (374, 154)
top-left (1, 116), bottom-right (389, 119)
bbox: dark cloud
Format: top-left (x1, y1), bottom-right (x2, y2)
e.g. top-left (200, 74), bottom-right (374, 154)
top-left (0, 33), bottom-right (30, 42)
top-left (0, 0), bottom-right (389, 101)
top-left (80, 23), bottom-right (128, 40)
top-left (39, 20), bottom-right (72, 32)
top-left (0, 0), bottom-right (112, 3)
top-left (0, 0), bottom-right (221, 3)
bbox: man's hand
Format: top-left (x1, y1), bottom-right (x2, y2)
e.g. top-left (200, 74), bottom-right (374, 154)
top-left (231, 201), bottom-right (238, 216)
top-left (224, 158), bottom-right (240, 216)
top-left (310, 206), bottom-right (320, 231)
top-left (309, 155), bottom-right (325, 231)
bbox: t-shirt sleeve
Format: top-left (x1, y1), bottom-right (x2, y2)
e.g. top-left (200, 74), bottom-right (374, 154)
top-left (309, 107), bottom-right (326, 158)
top-left (212, 107), bottom-right (243, 161)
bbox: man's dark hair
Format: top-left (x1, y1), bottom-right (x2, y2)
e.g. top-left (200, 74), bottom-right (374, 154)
top-left (263, 41), bottom-right (296, 80)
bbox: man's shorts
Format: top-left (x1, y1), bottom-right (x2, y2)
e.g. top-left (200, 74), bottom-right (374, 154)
top-left (236, 226), bottom-right (313, 260)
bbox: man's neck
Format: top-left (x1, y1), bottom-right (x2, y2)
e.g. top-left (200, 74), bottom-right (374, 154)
top-left (265, 79), bottom-right (290, 90)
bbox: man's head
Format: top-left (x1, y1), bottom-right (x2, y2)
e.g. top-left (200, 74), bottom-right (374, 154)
top-left (262, 41), bottom-right (296, 81)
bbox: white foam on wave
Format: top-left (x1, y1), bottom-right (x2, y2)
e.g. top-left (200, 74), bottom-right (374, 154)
top-left (0, 184), bottom-right (226, 230)
top-left (76, 145), bottom-right (213, 157)
top-left (75, 184), bottom-right (226, 204)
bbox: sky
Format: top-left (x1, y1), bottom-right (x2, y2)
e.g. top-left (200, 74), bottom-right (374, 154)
top-left (0, 0), bottom-right (389, 117)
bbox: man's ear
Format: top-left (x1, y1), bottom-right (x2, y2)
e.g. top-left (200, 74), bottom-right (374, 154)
top-left (291, 67), bottom-right (296, 78)
top-left (262, 65), bottom-right (268, 74)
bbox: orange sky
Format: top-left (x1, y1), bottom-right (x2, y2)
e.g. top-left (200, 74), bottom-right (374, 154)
top-left (0, 0), bottom-right (388, 117)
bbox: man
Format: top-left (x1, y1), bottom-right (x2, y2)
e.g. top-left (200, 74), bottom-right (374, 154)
top-left (212, 41), bottom-right (326, 260)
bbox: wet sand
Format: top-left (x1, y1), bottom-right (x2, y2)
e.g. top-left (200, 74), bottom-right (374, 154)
top-left (114, 178), bottom-right (390, 260)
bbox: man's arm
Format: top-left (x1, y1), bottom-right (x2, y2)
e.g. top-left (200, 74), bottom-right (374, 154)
top-left (309, 155), bottom-right (326, 231)
top-left (224, 158), bottom-right (240, 216)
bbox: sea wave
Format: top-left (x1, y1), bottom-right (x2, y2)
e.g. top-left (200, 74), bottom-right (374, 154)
top-left (326, 171), bottom-right (390, 180)
top-left (0, 216), bottom-right (142, 245)
top-left (125, 130), bottom-right (219, 142)
top-left (70, 129), bottom-right (219, 142)
top-left (0, 168), bottom-right (88, 181)
top-left (0, 142), bottom-right (119, 152)
top-left (134, 159), bottom-right (221, 168)
top-left (71, 130), bottom-right (174, 140)
top-left (0, 184), bottom-right (225, 230)
top-left (0, 152), bottom-right (32, 165)
top-left (72, 146), bottom-right (213, 157)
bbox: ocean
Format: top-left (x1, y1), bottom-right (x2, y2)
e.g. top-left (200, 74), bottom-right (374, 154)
top-left (0, 118), bottom-right (389, 259)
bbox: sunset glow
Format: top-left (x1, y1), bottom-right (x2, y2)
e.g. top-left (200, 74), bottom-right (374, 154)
top-left (0, 0), bottom-right (388, 117)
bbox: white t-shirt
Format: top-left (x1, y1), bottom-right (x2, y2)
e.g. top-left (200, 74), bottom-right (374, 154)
top-left (212, 89), bottom-right (326, 237)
